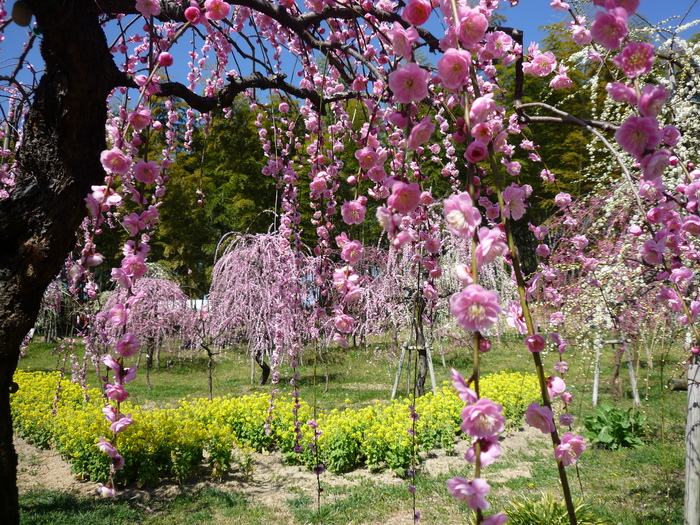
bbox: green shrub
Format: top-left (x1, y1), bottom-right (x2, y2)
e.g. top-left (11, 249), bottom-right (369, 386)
top-left (583, 403), bottom-right (645, 450)
top-left (505, 493), bottom-right (609, 525)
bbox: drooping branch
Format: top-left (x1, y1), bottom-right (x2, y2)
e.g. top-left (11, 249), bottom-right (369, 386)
top-left (514, 101), bottom-right (621, 132)
top-left (117, 70), bottom-right (365, 112)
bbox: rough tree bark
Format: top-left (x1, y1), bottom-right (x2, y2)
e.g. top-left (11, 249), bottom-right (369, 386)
top-left (0, 2), bottom-right (120, 522)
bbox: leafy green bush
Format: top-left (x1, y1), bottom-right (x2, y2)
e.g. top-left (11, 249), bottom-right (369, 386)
top-left (505, 493), bottom-right (609, 525)
top-left (583, 403), bottom-right (645, 450)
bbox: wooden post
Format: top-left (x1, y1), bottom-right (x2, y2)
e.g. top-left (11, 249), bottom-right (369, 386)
top-left (426, 346), bottom-right (437, 395)
top-left (592, 343), bottom-right (601, 407)
top-left (391, 344), bottom-right (407, 400)
top-left (685, 361), bottom-right (700, 525)
top-left (623, 343), bottom-right (641, 406)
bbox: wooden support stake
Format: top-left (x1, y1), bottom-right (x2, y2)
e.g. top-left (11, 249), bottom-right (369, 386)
top-left (623, 343), bottom-right (641, 406)
top-left (592, 343), bottom-right (601, 407)
top-left (685, 362), bottom-right (700, 525)
top-left (391, 344), bottom-right (407, 400)
top-left (426, 346), bottom-right (437, 395)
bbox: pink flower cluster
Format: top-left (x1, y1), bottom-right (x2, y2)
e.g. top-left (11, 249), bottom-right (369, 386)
top-left (447, 370), bottom-right (507, 523)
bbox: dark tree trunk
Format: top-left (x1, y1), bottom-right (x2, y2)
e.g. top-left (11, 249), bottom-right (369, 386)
top-left (254, 351), bottom-right (270, 385)
top-left (0, 2), bottom-right (119, 522)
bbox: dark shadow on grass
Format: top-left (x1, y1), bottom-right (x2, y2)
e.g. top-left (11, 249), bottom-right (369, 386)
top-left (20, 490), bottom-right (144, 525)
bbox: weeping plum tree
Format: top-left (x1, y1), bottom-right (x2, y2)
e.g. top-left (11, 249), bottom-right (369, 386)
top-left (207, 232), bottom-right (315, 384)
top-left (2, 0), bottom-right (700, 524)
top-left (97, 277), bottom-right (196, 383)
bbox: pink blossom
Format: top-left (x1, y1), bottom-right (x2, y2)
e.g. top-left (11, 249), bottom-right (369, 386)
top-left (638, 84), bottom-right (669, 117)
top-left (569, 21), bottom-right (592, 45)
top-left (606, 82), bottom-right (637, 105)
top-left (450, 368), bottom-right (477, 404)
top-left (341, 240), bottom-right (364, 264)
top-left (465, 141), bottom-right (488, 163)
top-left (554, 361), bottom-right (569, 373)
top-left (128, 108), bottom-right (151, 130)
top-left (555, 432), bottom-right (586, 466)
top-left (97, 483), bottom-right (117, 498)
top-left (109, 304), bottom-right (128, 325)
top-left (204, 0), bottom-right (230, 20)
top-left (526, 402), bottom-right (556, 433)
top-left (105, 383), bottom-right (130, 402)
top-left (525, 334), bottom-right (546, 353)
top-left (536, 244), bottom-right (551, 258)
top-left (484, 31), bottom-right (512, 59)
top-left (613, 41), bottom-right (654, 78)
top-left (502, 185), bottom-right (526, 220)
top-left (561, 391), bottom-right (573, 404)
top-left (447, 476), bottom-right (491, 511)
top-left (554, 192), bottom-right (571, 208)
top-left (158, 52), bottom-right (173, 67)
top-left (355, 147), bottom-right (381, 170)
top-left (523, 50), bottom-right (557, 77)
top-left (184, 5), bottom-right (202, 23)
top-left (110, 415), bottom-right (134, 434)
top-left (483, 514), bottom-right (509, 525)
top-left (450, 285), bottom-right (501, 334)
top-left (616, 116), bottom-right (662, 159)
top-left (388, 62), bottom-right (430, 104)
top-left (387, 22), bottom-right (418, 59)
top-left (455, 264), bottom-right (474, 286)
top-left (334, 314), bottom-right (354, 333)
top-left (444, 192), bottom-right (481, 239)
top-left (506, 301), bottom-right (527, 334)
top-left (549, 64), bottom-right (572, 89)
top-left (385, 181), bottom-right (420, 215)
top-left (447, 477), bottom-right (490, 511)
top-left (658, 287), bottom-right (683, 312)
top-left (662, 125), bottom-right (681, 147)
top-left (640, 239), bottom-right (665, 265)
top-left (376, 206), bottom-right (401, 236)
top-left (134, 159), bottom-right (159, 184)
top-left (590, 8), bottom-right (628, 50)
top-left (115, 333), bottom-right (140, 357)
top-left (401, 0), bottom-right (432, 26)
top-left (682, 216), bottom-right (700, 235)
top-left (547, 376), bottom-right (566, 399)
top-left (122, 212), bottom-right (145, 237)
top-left (135, 0), bottom-right (161, 17)
top-left (475, 226), bottom-right (507, 267)
top-left (437, 48), bottom-right (471, 91)
top-left (471, 122), bottom-right (493, 143)
top-left (97, 437), bottom-right (120, 458)
top-left (550, 0), bottom-right (569, 10)
top-left (640, 149), bottom-right (670, 180)
top-left (100, 148), bottom-right (131, 175)
top-left (571, 235), bottom-right (588, 250)
top-left (470, 94), bottom-right (498, 124)
top-left (341, 200), bottom-right (367, 225)
top-left (465, 435), bottom-right (501, 466)
top-left (407, 116), bottom-right (435, 150)
top-left (101, 354), bottom-right (120, 373)
top-left (456, 6), bottom-right (488, 49)
top-left (122, 254), bottom-right (147, 278)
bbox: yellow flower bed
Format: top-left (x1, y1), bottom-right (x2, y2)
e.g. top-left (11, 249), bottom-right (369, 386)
top-left (11, 369), bottom-right (540, 484)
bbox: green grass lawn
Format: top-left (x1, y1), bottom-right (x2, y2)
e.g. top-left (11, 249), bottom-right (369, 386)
top-left (16, 331), bottom-right (688, 524)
